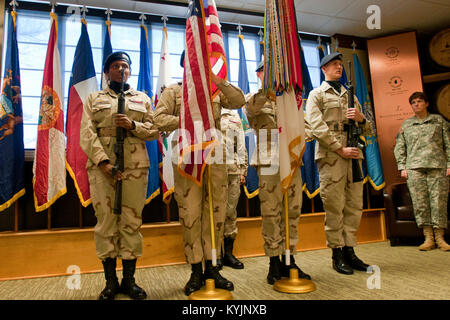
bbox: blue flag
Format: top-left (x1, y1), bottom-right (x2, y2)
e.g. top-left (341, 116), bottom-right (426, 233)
top-left (101, 20), bottom-right (113, 90)
top-left (0, 11), bottom-right (25, 212)
top-left (138, 24), bottom-right (161, 204)
top-left (318, 45), bottom-right (325, 83)
top-left (353, 53), bottom-right (385, 190)
top-left (300, 41), bottom-right (320, 199)
top-left (340, 63), bottom-right (348, 87)
top-left (237, 35), bottom-right (259, 198)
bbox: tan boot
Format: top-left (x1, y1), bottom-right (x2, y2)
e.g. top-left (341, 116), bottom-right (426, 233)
top-left (434, 228), bottom-right (450, 252)
top-left (419, 226), bottom-right (436, 251)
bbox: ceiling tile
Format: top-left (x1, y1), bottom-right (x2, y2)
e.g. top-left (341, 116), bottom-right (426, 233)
top-left (295, 0), bottom-right (356, 17)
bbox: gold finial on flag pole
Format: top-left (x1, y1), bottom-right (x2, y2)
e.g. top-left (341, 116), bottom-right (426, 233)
top-left (351, 40), bottom-right (357, 52)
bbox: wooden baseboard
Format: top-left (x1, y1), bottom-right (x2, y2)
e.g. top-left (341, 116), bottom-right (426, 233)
top-left (0, 209), bottom-right (385, 281)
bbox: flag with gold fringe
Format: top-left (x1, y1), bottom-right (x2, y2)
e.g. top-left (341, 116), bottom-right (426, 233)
top-left (353, 53), bottom-right (385, 190)
top-left (138, 23), bottom-right (161, 204)
top-left (0, 9), bottom-right (25, 212)
top-left (66, 19), bottom-right (98, 208)
top-left (299, 40), bottom-right (320, 199)
top-left (237, 33), bottom-right (259, 198)
top-left (155, 25), bottom-right (175, 204)
top-left (264, 0), bottom-right (305, 194)
top-left (33, 12), bottom-right (66, 212)
top-left (178, 0), bottom-right (218, 186)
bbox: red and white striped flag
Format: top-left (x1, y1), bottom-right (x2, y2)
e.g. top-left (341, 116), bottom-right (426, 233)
top-left (33, 13), bottom-right (66, 212)
top-left (155, 26), bottom-right (175, 203)
top-left (204, 0), bottom-right (227, 98)
top-left (178, 0), bottom-right (218, 186)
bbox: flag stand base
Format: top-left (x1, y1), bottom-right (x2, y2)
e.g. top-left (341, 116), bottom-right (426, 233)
top-left (189, 279), bottom-right (233, 300)
top-left (273, 268), bottom-right (316, 294)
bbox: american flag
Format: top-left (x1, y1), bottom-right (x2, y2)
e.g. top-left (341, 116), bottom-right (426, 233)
top-left (204, 0), bottom-right (227, 98)
top-left (178, 0), bottom-right (218, 186)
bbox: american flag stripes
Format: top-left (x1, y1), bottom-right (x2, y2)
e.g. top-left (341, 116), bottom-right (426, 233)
top-left (178, 0), bottom-right (218, 186)
top-left (204, 0), bottom-right (227, 98)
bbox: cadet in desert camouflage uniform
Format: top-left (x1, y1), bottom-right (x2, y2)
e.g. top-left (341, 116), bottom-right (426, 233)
top-left (153, 52), bottom-right (245, 296)
top-left (394, 91), bottom-right (450, 252)
top-left (218, 108), bottom-right (247, 270)
top-left (246, 61), bottom-right (311, 285)
top-left (305, 52), bottom-right (373, 275)
top-left (80, 52), bottom-right (159, 300)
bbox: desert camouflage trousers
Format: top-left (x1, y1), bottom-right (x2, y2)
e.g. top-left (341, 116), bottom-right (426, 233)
top-left (317, 157), bottom-right (363, 248)
top-left (406, 168), bottom-right (448, 229)
top-left (258, 167), bottom-right (302, 257)
top-left (224, 174), bottom-right (241, 239)
top-left (88, 167), bottom-right (147, 260)
top-left (173, 163), bottom-right (228, 264)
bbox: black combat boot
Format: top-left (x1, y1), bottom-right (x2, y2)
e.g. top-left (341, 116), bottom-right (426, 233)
top-left (223, 237), bottom-right (244, 269)
top-left (184, 262), bottom-right (204, 296)
top-left (267, 256), bottom-right (282, 285)
top-left (120, 259), bottom-right (147, 300)
top-left (332, 248), bottom-right (353, 275)
top-left (204, 260), bottom-right (234, 291)
top-left (98, 257), bottom-right (120, 300)
top-left (343, 246), bottom-right (369, 271)
top-left (281, 254), bottom-right (311, 280)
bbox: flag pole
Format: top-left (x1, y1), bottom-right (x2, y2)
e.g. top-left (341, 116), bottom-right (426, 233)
top-left (47, 206), bottom-right (52, 230)
top-left (273, 190), bottom-right (316, 294)
top-left (14, 202), bottom-right (19, 232)
top-left (189, 164), bottom-right (232, 300)
top-left (208, 165), bottom-right (217, 267)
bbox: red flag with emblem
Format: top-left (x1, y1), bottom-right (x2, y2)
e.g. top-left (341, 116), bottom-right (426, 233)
top-left (33, 12), bottom-right (66, 212)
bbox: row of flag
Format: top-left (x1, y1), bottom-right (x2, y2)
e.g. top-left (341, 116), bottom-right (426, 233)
top-left (0, 3), bottom-right (385, 214)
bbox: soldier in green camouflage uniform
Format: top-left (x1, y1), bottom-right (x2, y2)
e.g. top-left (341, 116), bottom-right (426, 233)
top-left (218, 109), bottom-right (247, 269)
top-left (394, 91), bottom-right (450, 251)
top-left (153, 53), bottom-right (245, 296)
top-left (305, 52), bottom-right (373, 275)
top-left (245, 61), bottom-right (311, 285)
top-left (80, 52), bottom-right (159, 300)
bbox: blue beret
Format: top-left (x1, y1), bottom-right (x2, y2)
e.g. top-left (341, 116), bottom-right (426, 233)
top-left (103, 51), bottom-right (131, 72)
top-left (320, 52), bottom-right (343, 67)
top-left (255, 60), bottom-right (264, 72)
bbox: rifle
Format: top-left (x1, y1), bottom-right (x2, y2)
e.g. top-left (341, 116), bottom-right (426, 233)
top-left (113, 69), bottom-right (125, 215)
top-left (345, 61), bottom-right (364, 183)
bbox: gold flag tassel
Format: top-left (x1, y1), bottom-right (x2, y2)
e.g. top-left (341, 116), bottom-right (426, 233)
top-left (273, 193), bottom-right (316, 293)
top-left (189, 165), bottom-right (233, 300)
